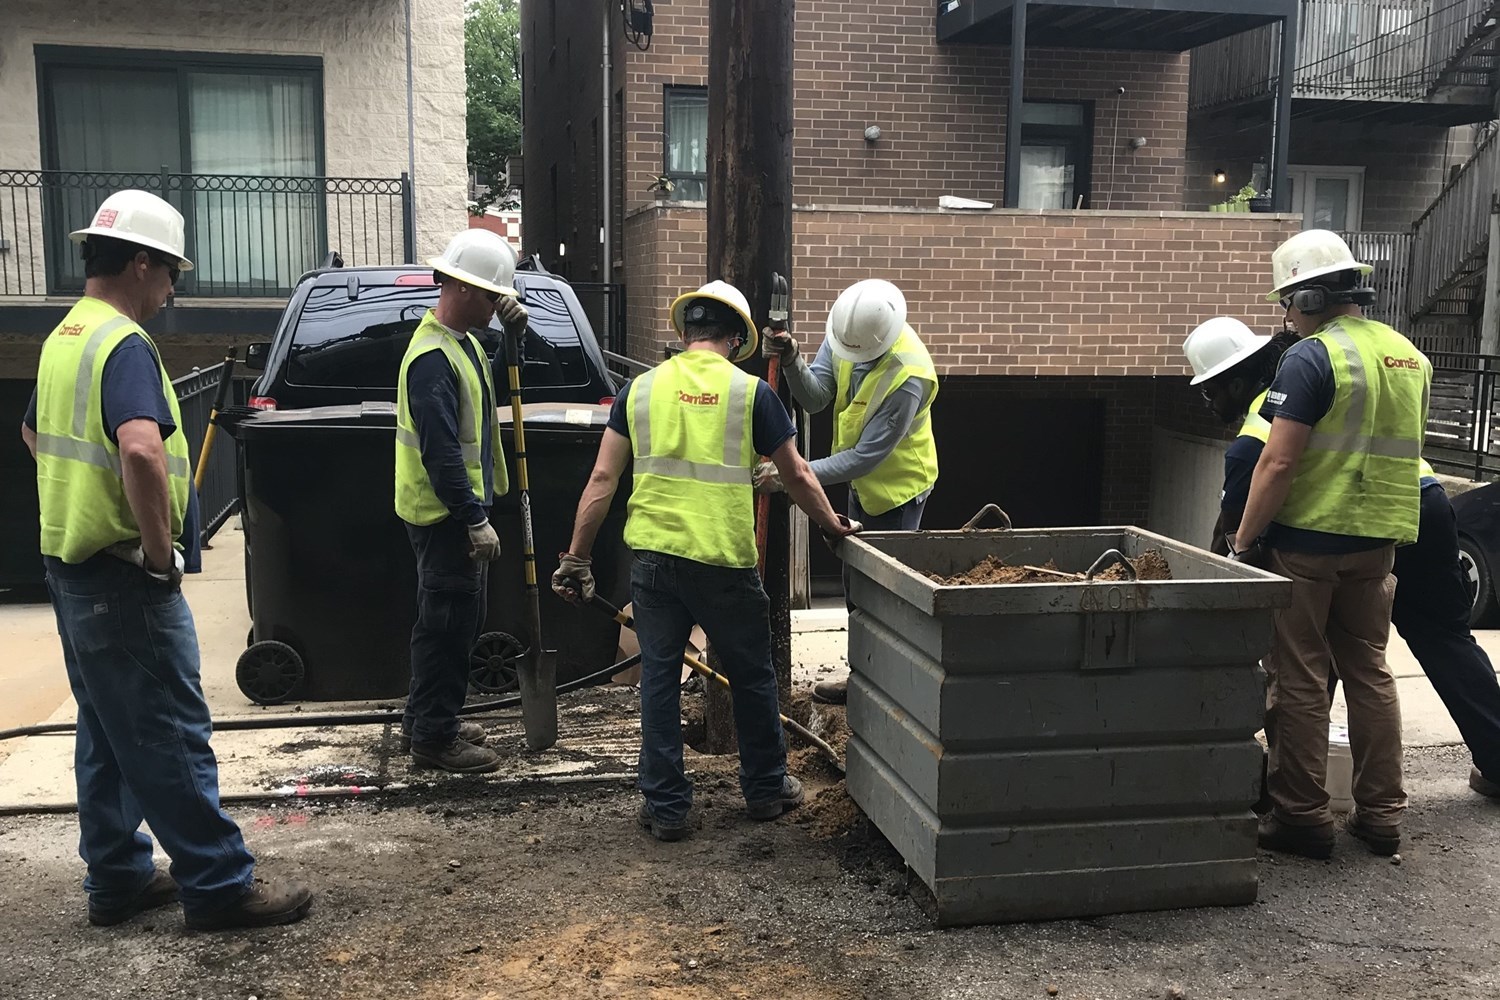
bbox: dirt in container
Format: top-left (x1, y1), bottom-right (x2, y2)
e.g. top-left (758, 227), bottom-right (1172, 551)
top-left (932, 549), bottom-right (1174, 586)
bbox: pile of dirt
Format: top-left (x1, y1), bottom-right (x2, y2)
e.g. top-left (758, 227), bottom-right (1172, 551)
top-left (786, 696), bottom-right (850, 781)
top-left (932, 548), bottom-right (1174, 586)
top-left (795, 785), bottom-right (865, 840)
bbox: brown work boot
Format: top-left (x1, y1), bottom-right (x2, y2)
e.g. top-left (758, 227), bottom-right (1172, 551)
top-left (88, 869), bottom-right (179, 927)
top-left (184, 879), bottom-right (313, 931)
top-left (811, 678), bottom-right (847, 705)
top-left (637, 802), bottom-right (691, 842)
top-left (1257, 815), bottom-right (1335, 860)
top-left (1470, 766), bottom-right (1500, 800)
top-left (747, 775), bottom-right (805, 821)
top-left (398, 721), bottom-right (487, 754)
top-left (410, 737), bottom-right (500, 774)
top-left (1345, 807), bottom-right (1401, 856)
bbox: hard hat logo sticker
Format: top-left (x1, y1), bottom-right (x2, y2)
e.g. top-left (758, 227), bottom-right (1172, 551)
top-left (95, 209), bottom-right (118, 229)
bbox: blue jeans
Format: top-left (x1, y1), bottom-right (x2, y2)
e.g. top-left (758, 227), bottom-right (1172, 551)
top-left (45, 556), bottom-right (255, 917)
top-left (1393, 486), bottom-right (1500, 781)
top-left (631, 551), bottom-right (787, 823)
top-left (404, 517), bottom-right (488, 745)
top-left (843, 489), bottom-right (928, 610)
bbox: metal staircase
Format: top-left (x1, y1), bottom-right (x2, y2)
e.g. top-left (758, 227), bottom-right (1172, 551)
top-left (1428, 0), bottom-right (1500, 95)
top-left (1409, 128), bottom-right (1495, 325)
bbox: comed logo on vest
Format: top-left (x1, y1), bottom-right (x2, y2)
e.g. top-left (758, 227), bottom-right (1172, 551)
top-left (677, 390), bottom-right (720, 406)
top-left (1383, 355), bottom-right (1421, 370)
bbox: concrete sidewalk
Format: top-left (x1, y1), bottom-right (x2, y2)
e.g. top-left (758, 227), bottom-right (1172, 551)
top-left (0, 526), bottom-right (1494, 810)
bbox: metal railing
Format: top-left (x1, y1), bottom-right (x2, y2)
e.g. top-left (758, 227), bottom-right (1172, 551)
top-left (1339, 230), bottom-right (1414, 325)
top-left (1189, 0), bottom-right (1498, 109)
top-left (0, 169), bottom-right (415, 298)
top-left (1409, 126), bottom-right (1498, 318)
top-left (1424, 350), bottom-right (1500, 478)
top-left (172, 363), bottom-right (255, 545)
top-left (570, 280), bottom-right (628, 356)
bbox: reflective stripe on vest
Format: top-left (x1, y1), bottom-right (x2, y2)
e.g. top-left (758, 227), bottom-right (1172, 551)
top-left (1239, 390), bottom-right (1271, 444)
top-left (34, 299), bottom-right (190, 563)
top-left (623, 350), bottom-right (758, 568)
top-left (831, 326), bottom-right (939, 516)
top-left (394, 310), bottom-right (508, 525)
top-left (1277, 317), bottom-right (1429, 544)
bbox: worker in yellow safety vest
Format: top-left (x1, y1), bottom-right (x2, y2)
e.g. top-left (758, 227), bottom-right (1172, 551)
top-left (21, 190), bottom-right (311, 931)
top-left (394, 229), bottom-right (524, 774)
top-left (1231, 230), bottom-right (1431, 861)
top-left (757, 279), bottom-right (938, 704)
top-left (551, 281), bottom-right (859, 841)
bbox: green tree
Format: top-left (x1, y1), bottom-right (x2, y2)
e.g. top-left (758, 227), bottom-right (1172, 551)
top-left (465, 0), bottom-right (522, 211)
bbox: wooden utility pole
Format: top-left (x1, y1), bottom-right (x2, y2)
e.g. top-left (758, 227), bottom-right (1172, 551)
top-left (703, 0), bottom-right (796, 751)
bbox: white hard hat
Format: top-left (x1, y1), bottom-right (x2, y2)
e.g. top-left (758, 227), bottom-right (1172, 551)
top-left (1183, 317), bottom-right (1271, 386)
top-left (669, 280), bottom-right (759, 363)
top-left (428, 229), bottom-right (519, 297)
top-left (70, 189), bottom-right (193, 270)
top-left (1267, 229), bottom-right (1373, 301)
top-left (826, 279), bottom-right (907, 363)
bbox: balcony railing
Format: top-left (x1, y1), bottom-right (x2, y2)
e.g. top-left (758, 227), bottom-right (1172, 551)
top-left (0, 169), bottom-right (415, 298)
top-left (1409, 126), bottom-right (1498, 318)
top-left (1190, 0), bottom-right (1497, 109)
top-left (1338, 230), bottom-right (1414, 325)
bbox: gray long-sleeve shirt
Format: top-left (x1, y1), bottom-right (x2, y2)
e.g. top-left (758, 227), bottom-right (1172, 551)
top-left (783, 338), bottom-right (934, 492)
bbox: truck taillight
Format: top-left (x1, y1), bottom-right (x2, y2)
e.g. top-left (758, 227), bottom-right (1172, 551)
top-left (249, 396), bottom-right (278, 411)
top-left (598, 396), bottom-right (615, 406)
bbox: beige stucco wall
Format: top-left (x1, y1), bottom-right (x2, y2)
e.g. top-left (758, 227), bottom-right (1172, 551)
top-left (0, 0), bottom-right (467, 292)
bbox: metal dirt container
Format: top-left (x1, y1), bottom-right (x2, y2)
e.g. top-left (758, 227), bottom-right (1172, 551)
top-left (840, 517), bottom-right (1292, 926)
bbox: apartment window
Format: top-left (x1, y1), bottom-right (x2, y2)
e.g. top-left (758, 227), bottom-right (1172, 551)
top-left (1288, 166), bottom-right (1364, 231)
top-left (1018, 101), bottom-right (1092, 210)
top-left (37, 47), bottom-right (323, 295)
top-left (664, 86), bottom-right (708, 202)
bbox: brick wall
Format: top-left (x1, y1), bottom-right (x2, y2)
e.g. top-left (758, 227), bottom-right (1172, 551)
top-left (1185, 117), bottom-right (1477, 232)
top-left (622, 203), bottom-right (1297, 377)
top-left (616, 0), bottom-right (1188, 215)
top-left (0, 0), bottom-right (467, 270)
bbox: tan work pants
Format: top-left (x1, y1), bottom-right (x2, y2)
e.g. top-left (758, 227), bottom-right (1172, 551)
top-left (1264, 545), bottom-right (1407, 827)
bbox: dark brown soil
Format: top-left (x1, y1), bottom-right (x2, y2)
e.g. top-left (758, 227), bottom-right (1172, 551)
top-left (933, 549), bottom-right (1174, 586)
top-left (795, 785), bottom-right (864, 840)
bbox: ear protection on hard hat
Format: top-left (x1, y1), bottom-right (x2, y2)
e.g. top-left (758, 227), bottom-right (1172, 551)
top-left (682, 299), bottom-right (747, 352)
top-left (1286, 284), bottom-right (1378, 316)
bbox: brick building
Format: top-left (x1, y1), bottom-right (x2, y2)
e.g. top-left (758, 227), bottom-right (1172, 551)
top-left (522, 0), bottom-right (1309, 554)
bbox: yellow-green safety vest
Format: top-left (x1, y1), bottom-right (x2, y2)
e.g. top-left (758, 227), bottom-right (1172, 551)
top-left (33, 297), bottom-right (191, 564)
top-left (1277, 317), bottom-right (1430, 544)
top-left (394, 310), bottom-right (509, 525)
top-left (832, 326), bottom-right (939, 516)
top-left (623, 349), bottom-right (758, 568)
top-left (1240, 389), bottom-right (1435, 480)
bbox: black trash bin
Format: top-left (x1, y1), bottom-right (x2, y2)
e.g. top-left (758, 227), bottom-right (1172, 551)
top-left (228, 400), bottom-right (629, 705)
top-left (0, 379), bottom-right (45, 602)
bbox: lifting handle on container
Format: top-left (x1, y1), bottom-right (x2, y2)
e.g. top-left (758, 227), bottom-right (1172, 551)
top-left (1084, 548), bottom-right (1136, 582)
top-left (962, 504), bottom-right (1012, 531)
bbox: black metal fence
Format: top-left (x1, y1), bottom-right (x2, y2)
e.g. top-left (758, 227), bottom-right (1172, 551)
top-left (570, 280), bottom-right (628, 356)
top-left (0, 168), bottom-right (415, 298)
top-left (1426, 351), bottom-right (1500, 480)
top-left (172, 363), bottom-right (255, 545)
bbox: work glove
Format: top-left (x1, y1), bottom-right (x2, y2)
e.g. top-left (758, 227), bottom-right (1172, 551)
top-left (821, 514), bottom-right (863, 556)
top-left (495, 295), bottom-right (529, 336)
top-left (1226, 534), bottom-right (1267, 569)
top-left (752, 461), bottom-right (784, 494)
top-left (468, 519), bottom-right (502, 562)
top-left (760, 326), bottom-right (798, 364)
top-left (107, 543), bottom-right (185, 591)
top-left (551, 552), bottom-right (595, 604)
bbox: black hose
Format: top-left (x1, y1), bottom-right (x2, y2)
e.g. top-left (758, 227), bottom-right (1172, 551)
top-left (0, 653), bottom-right (642, 744)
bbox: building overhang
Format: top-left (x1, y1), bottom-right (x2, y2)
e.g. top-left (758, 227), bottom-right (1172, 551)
top-left (937, 0), bottom-right (1295, 52)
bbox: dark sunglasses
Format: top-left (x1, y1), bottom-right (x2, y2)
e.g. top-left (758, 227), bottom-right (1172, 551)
top-left (149, 251), bottom-right (181, 286)
top-left (484, 289), bottom-right (502, 303)
top-left (1279, 295), bottom-right (1294, 311)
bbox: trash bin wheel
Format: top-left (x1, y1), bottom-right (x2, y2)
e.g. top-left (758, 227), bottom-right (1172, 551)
top-left (470, 631), bottom-right (526, 694)
top-left (237, 640), bottom-right (305, 706)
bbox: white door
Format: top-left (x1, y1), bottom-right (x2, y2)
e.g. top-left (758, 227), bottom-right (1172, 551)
top-left (1287, 166), bottom-right (1365, 231)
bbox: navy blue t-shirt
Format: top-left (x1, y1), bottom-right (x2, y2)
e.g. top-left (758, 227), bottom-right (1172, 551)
top-left (1256, 337), bottom-right (1388, 554)
top-left (607, 375), bottom-right (797, 458)
top-left (25, 334), bottom-right (202, 571)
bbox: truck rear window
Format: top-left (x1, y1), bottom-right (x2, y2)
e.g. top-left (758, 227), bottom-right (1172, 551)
top-left (287, 279), bottom-right (592, 390)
